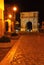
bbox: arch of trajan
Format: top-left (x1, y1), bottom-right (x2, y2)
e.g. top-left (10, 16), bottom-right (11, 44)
top-left (20, 12), bottom-right (38, 32)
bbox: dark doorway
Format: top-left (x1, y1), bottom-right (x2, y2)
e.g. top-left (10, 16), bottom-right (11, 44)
top-left (5, 22), bottom-right (8, 32)
top-left (26, 21), bottom-right (32, 31)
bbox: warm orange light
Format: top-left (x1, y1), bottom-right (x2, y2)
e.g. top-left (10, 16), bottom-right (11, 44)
top-left (0, 0), bottom-right (4, 10)
top-left (8, 14), bottom-right (12, 18)
top-left (13, 7), bottom-right (17, 11)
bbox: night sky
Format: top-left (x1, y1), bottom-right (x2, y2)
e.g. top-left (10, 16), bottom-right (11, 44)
top-left (4, 0), bottom-right (44, 21)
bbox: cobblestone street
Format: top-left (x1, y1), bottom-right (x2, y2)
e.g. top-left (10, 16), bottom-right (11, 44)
top-left (10, 33), bottom-right (44, 65)
top-left (0, 33), bottom-right (44, 65)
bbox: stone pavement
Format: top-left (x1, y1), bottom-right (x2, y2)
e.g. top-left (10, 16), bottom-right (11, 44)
top-left (0, 40), bottom-right (17, 62)
top-left (0, 33), bottom-right (44, 65)
top-left (0, 35), bottom-right (20, 62)
top-left (0, 47), bottom-right (11, 61)
top-left (10, 34), bottom-right (44, 65)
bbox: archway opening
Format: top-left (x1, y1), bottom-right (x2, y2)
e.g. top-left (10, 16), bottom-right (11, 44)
top-left (26, 21), bottom-right (32, 31)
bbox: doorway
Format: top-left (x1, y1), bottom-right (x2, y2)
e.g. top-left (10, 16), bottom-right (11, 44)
top-left (5, 22), bottom-right (8, 32)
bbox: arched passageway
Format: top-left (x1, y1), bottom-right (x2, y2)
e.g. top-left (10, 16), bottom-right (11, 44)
top-left (26, 21), bottom-right (32, 31)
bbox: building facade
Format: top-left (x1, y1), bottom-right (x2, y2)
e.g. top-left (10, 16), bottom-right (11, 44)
top-left (20, 12), bottom-right (38, 32)
top-left (0, 0), bottom-right (4, 37)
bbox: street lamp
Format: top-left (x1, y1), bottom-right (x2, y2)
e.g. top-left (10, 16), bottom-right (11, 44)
top-left (8, 14), bottom-right (12, 19)
top-left (10, 6), bottom-right (17, 34)
top-left (12, 6), bottom-right (17, 32)
top-left (13, 6), bottom-right (17, 21)
top-left (13, 7), bottom-right (17, 12)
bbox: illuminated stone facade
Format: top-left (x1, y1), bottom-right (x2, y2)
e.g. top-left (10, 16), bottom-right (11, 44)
top-left (0, 0), bottom-right (4, 37)
top-left (20, 12), bottom-right (38, 32)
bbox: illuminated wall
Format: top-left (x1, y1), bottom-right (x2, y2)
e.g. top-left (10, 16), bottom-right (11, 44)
top-left (20, 12), bottom-right (38, 32)
top-left (0, 0), bottom-right (4, 37)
